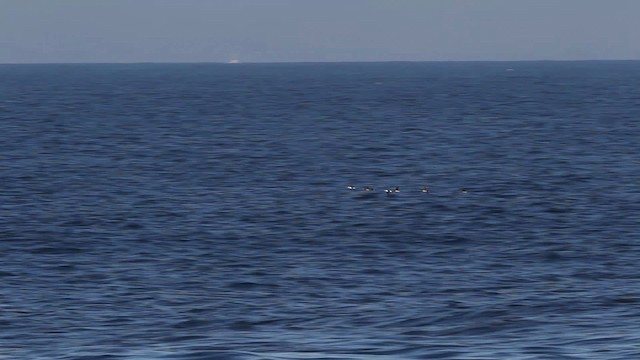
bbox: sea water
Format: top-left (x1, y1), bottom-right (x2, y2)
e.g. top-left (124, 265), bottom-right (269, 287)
top-left (1, 61), bottom-right (639, 359)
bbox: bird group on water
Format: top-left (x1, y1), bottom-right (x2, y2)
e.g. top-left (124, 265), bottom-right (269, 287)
top-left (348, 185), bottom-right (468, 194)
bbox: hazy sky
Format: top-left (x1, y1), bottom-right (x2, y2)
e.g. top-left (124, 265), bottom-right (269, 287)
top-left (1, 0), bottom-right (639, 63)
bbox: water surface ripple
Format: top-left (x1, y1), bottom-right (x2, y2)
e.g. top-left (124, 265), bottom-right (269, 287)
top-left (1, 62), bottom-right (639, 359)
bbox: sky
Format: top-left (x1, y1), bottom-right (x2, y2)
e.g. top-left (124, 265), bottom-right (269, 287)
top-left (1, 0), bottom-right (639, 63)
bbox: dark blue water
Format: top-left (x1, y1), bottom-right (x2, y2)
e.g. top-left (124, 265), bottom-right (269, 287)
top-left (1, 61), bottom-right (639, 359)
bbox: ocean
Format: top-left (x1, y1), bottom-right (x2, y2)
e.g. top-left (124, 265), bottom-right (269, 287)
top-left (1, 61), bottom-right (639, 359)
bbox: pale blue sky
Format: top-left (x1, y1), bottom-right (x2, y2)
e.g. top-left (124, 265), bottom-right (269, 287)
top-left (1, 0), bottom-right (639, 63)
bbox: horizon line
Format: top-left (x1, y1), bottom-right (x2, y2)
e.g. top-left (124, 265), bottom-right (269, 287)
top-left (1, 58), bottom-right (640, 66)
